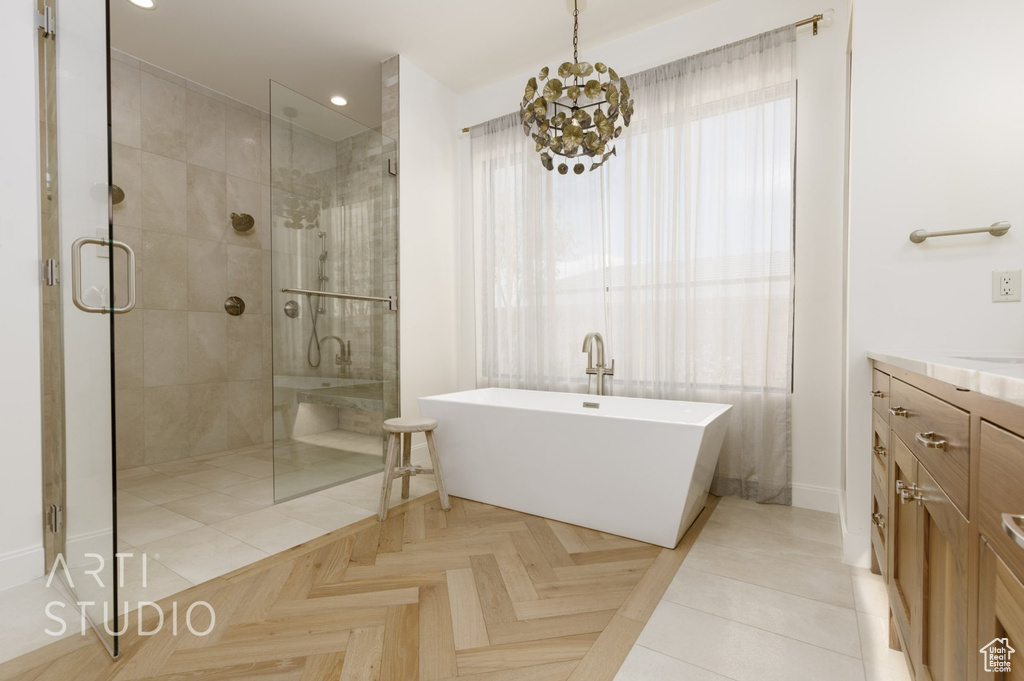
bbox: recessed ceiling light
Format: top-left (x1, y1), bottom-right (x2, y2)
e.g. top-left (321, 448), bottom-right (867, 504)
top-left (127, 0), bottom-right (157, 9)
top-left (329, 96), bottom-right (348, 107)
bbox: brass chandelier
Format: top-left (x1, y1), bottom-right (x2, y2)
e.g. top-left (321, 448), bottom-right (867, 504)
top-left (519, 0), bottom-right (634, 174)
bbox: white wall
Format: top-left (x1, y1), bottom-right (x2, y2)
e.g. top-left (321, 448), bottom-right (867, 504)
top-left (457, 0), bottom-right (850, 514)
top-left (845, 0), bottom-right (1024, 564)
top-left (398, 56), bottom-right (462, 437)
top-left (0, 2), bottom-right (45, 589)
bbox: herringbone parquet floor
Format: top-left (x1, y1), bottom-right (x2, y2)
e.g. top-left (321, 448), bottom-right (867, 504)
top-left (0, 492), bottom-right (717, 681)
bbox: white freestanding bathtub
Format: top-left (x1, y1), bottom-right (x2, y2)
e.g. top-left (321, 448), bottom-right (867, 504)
top-left (418, 388), bottom-right (731, 548)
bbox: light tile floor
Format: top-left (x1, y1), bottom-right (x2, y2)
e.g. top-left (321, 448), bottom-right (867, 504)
top-left (0, 442), bottom-right (436, 664)
top-left (614, 495), bottom-right (913, 681)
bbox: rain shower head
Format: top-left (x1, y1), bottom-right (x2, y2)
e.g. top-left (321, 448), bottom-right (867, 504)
top-left (231, 212), bottom-right (255, 234)
top-left (111, 184), bottom-right (126, 205)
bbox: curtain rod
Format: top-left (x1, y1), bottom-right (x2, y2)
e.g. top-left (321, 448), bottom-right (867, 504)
top-left (459, 12), bottom-right (827, 134)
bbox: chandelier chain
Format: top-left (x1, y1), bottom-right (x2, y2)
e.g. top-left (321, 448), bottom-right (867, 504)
top-left (572, 0), bottom-right (579, 65)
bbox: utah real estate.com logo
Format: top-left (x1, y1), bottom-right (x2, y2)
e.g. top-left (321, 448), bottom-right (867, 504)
top-left (980, 637), bottom-right (1015, 674)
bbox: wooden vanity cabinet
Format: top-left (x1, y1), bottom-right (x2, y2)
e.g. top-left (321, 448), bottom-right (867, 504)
top-left (887, 435), bottom-right (918, 659)
top-left (870, 361), bottom-right (1024, 681)
top-left (978, 539), bottom-right (1024, 681)
top-left (978, 420), bottom-right (1024, 679)
top-left (915, 462), bottom-right (969, 681)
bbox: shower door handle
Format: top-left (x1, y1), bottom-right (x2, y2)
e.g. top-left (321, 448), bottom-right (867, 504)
top-left (71, 237), bottom-right (137, 314)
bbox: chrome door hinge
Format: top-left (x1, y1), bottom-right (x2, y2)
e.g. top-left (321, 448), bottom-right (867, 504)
top-left (387, 158), bottom-right (398, 176)
top-left (43, 259), bottom-right (60, 286)
top-left (37, 6), bottom-right (55, 38)
top-left (46, 504), bottom-right (63, 534)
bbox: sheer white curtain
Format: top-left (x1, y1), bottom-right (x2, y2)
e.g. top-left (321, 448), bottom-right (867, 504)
top-left (472, 27), bottom-right (796, 503)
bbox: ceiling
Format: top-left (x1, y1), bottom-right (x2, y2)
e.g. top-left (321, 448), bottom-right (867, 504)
top-left (110, 0), bottom-right (718, 128)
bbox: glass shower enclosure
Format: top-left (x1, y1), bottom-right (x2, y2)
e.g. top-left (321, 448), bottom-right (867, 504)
top-left (269, 81), bottom-right (399, 501)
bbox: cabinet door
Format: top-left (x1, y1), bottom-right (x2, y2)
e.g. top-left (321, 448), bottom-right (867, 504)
top-left (915, 464), bottom-right (969, 681)
top-left (978, 539), bottom-right (1024, 680)
top-left (889, 434), bottom-right (919, 663)
top-left (871, 472), bottom-right (888, 581)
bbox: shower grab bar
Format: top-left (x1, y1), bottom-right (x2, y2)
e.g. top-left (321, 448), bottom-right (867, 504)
top-left (282, 287), bottom-right (398, 311)
top-left (71, 236), bottom-right (136, 314)
top-left (909, 221), bottom-right (1010, 244)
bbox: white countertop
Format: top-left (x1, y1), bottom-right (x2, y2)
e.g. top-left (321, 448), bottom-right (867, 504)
top-left (867, 351), bottom-right (1024, 406)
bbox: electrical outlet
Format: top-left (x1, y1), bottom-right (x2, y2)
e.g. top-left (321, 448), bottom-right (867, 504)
top-left (992, 269), bottom-right (1022, 302)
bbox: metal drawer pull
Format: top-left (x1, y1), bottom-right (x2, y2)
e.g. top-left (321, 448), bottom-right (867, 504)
top-left (896, 480), bottom-right (923, 505)
top-left (1003, 514), bottom-right (1024, 550)
top-left (889, 406), bottom-right (909, 418)
top-left (871, 512), bottom-right (885, 529)
top-left (871, 390), bottom-right (885, 398)
top-left (914, 431), bottom-right (947, 450)
top-left (873, 445), bottom-right (887, 458)
top-left (71, 236), bottom-right (136, 314)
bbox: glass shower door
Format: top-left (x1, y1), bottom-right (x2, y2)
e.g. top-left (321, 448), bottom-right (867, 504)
top-left (40, 0), bottom-right (124, 656)
top-left (269, 81), bottom-right (399, 501)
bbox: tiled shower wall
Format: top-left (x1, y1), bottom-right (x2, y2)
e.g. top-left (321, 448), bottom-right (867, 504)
top-left (110, 49), bottom-right (274, 469)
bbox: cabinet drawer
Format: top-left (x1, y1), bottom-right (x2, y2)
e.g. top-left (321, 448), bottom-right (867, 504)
top-left (980, 421), bottom-right (1024, 585)
top-left (870, 472), bottom-right (888, 581)
top-left (889, 379), bottom-right (969, 516)
top-left (872, 369), bottom-right (891, 420)
top-left (871, 409), bottom-right (889, 485)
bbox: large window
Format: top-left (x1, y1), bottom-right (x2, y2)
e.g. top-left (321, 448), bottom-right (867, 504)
top-left (471, 27), bottom-right (797, 503)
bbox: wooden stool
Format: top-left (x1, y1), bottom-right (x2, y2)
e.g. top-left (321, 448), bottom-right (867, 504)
top-left (378, 416), bottom-right (450, 521)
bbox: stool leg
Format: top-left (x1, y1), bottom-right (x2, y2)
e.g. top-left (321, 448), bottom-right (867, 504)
top-left (401, 432), bottom-right (411, 500)
top-left (378, 433), bottom-right (400, 521)
top-left (425, 430), bottom-right (450, 511)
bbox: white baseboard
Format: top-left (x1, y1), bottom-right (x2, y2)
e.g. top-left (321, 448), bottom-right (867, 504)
top-left (0, 545), bottom-right (43, 592)
top-left (838, 498), bottom-right (871, 568)
top-left (791, 483), bottom-right (839, 514)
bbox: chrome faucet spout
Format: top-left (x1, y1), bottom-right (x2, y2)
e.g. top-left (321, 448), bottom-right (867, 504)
top-left (582, 332), bottom-right (605, 368)
top-left (581, 332), bottom-right (613, 396)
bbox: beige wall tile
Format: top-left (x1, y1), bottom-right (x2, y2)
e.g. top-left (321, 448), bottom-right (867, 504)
top-left (111, 59), bottom-right (141, 148)
top-left (226, 106), bottom-right (261, 183)
top-left (260, 184), bottom-right (272, 250)
top-left (112, 143), bottom-right (141, 228)
top-left (227, 380), bottom-right (263, 449)
top-left (186, 164), bottom-right (227, 241)
top-left (262, 313), bottom-right (273, 379)
top-left (141, 231), bottom-right (187, 310)
top-left (186, 91), bottom-right (226, 172)
top-left (189, 382), bottom-right (227, 456)
top-left (141, 151), bottom-right (187, 234)
top-left (143, 309), bottom-right (188, 387)
top-left (260, 117), bottom-right (271, 186)
top-left (143, 385), bottom-right (190, 463)
top-left (115, 388), bottom-right (146, 470)
top-left (187, 311), bottom-right (227, 383)
top-left (225, 176), bottom-right (262, 249)
top-left (227, 244), bottom-right (263, 314)
top-left (140, 72), bottom-right (186, 161)
top-left (113, 225), bottom-right (143, 314)
top-left (262, 378), bottom-right (273, 443)
top-left (187, 238), bottom-right (227, 312)
top-left (227, 314), bottom-right (262, 381)
top-left (114, 309), bottom-right (144, 389)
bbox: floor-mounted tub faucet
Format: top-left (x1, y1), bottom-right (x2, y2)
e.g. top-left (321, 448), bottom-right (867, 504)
top-left (582, 332), bottom-right (614, 396)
